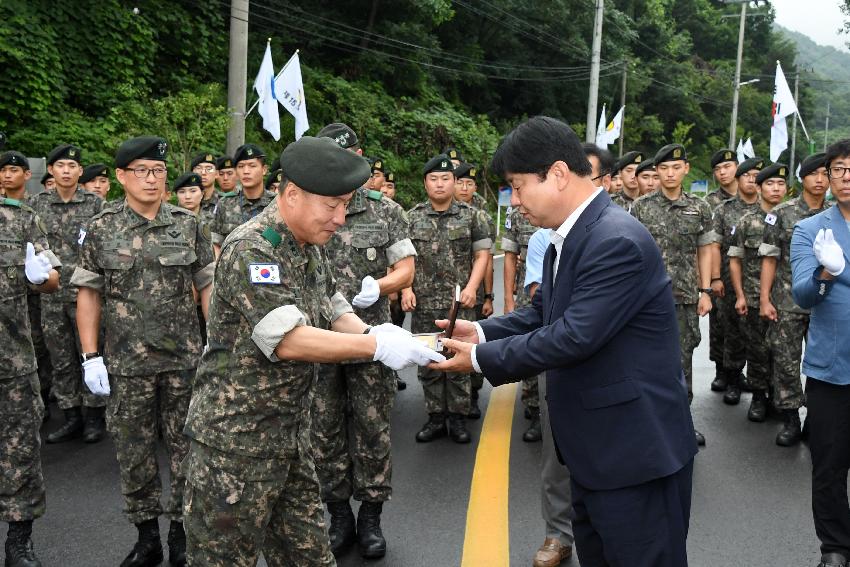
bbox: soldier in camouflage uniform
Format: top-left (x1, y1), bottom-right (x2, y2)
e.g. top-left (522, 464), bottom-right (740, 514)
top-left (214, 155), bottom-right (236, 193)
top-left (191, 153), bottom-right (219, 228)
top-left (635, 158), bottom-right (658, 196)
top-left (79, 163), bottom-right (111, 199)
top-left (704, 149), bottom-right (739, 392)
top-left (759, 153), bottom-right (830, 446)
top-left (71, 136), bottom-right (215, 567)
top-left (404, 154), bottom-right (493, 444)
top-left (183, 136), bottom-right (440, 567)
top-left (33, 144), bottom-right (107, 445)
top-left (610, 151), bottom-right (643, 212)
top-left (0, 190), bottom-right (61, 567)
top-left (710, 157), bottom-right (764, 405)
top-left (632, 144), bottom-right (715, 447)
top-left (727, 163), bottom-right (788, 425)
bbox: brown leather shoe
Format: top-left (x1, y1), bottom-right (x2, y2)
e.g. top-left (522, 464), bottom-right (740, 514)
top-left (533, 537), bottom-right (572, 567)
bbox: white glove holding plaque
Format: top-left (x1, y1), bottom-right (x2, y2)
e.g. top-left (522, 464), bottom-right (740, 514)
top-left (352, 275), bottom-right (381, 308)
top-left (814, 228), bottom-right (846, 277)
top-left (368, 323), bottom-right (412, 338)
top-left (373, 333), bottom-right (446, 370)
top-left (83, 357), bottom-right (110, 396)
top-left (24, 242), bottom-right (52, 285)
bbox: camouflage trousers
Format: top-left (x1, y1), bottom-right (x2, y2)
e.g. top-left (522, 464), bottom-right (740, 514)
top-left (675, 304), bottom-right (701, 403)
top-left (708, 296), bottom-right (723, 364)
top-left (766, 312), bottom-right (808, 410)
top-left (515, 294), bottom-right (540, 411)
top-left (738, 308), bottom-right (771, 391)
top-left (107, 370), bottom-right (193, 524)
top-left (42, 300), bottom-right (105, 410)
top-left (312, 361), bottom-right (394, 503)
top-left (0, 372), bottom-right (45, 522)
top-left (718, 295), bottom-right (746, 373)
top-left (27, 292), bottom-right (52, 396)
top-left (411, 307), bottom-right (475, 415)
top-left (183, 441), bottom-right (335, 567)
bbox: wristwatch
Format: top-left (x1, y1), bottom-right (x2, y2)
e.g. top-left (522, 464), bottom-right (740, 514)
top-left (484, 293), bottom-right (495, 301)
top-left (697, 288), bottom-right (713, 296)
top-left (80, 351), bottom-right (102, 362)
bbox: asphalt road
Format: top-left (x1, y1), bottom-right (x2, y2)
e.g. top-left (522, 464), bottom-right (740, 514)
top-left (33, 255), bottom-right (825, 566)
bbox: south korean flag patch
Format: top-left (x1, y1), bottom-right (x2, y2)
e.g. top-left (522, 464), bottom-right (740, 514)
top-left (249, 263), bottom-right (281, 284)
top-left (764, 213), bottom-right (777, 226)
top-left (78, 227), bottom-right (87, 245)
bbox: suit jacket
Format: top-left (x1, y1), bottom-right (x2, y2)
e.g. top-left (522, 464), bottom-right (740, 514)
top-left (477, 191), bottom-right (697, 490)
top-left (791, 206), bottom-right (850, 385)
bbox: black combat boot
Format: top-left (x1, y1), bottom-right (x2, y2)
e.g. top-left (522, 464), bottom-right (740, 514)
top-left (776, 409), bottom-right (802, 447)
top-left (747, 390), bottom-right (768, 422)
top-left (415, 413), bottom-right (447, 443)
top-left (723, 371), bottom-right (742, 405)
top-left (710, 365), bottom-right (727, 392)
top-left (167, 521), bottom-right (186, 567)
top-left (327, 500), bottom-right (357, 556)
top-left (82, 406), bottom-right (106, 444)
top-left (523, 408), bottom-right (542, 442)
top-left (4, 521), bottom-right (41, 567)
top-left (120, 518), bottom-right (162, 567)
top-left (468, 390), bottom-right (481, 420)
top-left (356, 501), bottom-right (387, 559)
top-left (447, 413), bottom-right (471, 444)
top-left (817, 552), bottom-right (848, 567)
top-left (45, 407), bottom-right (83, 444)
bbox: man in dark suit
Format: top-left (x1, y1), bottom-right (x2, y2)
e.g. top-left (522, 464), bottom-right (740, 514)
top-left (432, 117), bottom-right (698, 566)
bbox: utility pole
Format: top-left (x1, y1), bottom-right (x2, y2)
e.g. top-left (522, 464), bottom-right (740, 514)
top-left (585, 0), bottom-right (604, 143)
top-left (790, 71), bottom-right (799, 176)
top-left (824, 101), bottom-right (831, 151)
top-left (226, 0), bottom-right (249, 155)
top-left (728, 1), bottom-right (747, 149)
top-left (618, 60), bottom-right (628, 157)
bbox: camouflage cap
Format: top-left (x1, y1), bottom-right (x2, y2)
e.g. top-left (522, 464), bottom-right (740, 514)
top-left (710, 148), bottom-right (737, 168)
top-left (614, 151), bottom-right (643, 173)
top-left (735, 157), bottom-right (764, 178)
top-left (79, 163), bottom-right (109, 183)
top-left (173, 172), bottom-right (203, 191)
top-left (115, 136), bottom-right (167, 168)
top-left (799, 153), bottom-right (826, 178)
top-left (317, 122), bottom-right (359, 149)
top-left (454, 162), bottom-right (477, 180)
top-left (422, 154), bottom-right (455, 177)
top-left (280, 136), bottom-right (370, 196)
top-left (47, 143), bottom-right (82, 165)
top-left (233, 143), bottom-right (266, 165)
top-left (654, 143), bottom-right (687, 165)
top-left (190, 152), bottom-right (217, 170)
top-left (0, 151), bottom-right (30, 170)
top-left (755, 162), bottom-right (788, 185)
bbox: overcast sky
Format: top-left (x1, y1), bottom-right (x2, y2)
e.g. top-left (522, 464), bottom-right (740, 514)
top-left (772, 0), bottom-right (849, 52)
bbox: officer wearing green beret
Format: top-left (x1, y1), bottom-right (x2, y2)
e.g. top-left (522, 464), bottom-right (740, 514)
top-left (190, 153), bottom-right (219, 226)
top-left (632, 144), bottom-right (715, 446)
top-left (611, 151), bottom-right (643, 212)
top-left (70, 135), bottom-right (215, 567)
top-left (214, 155), bottom-right (236, 193)
top-left (182, 136), bottom-right (441, 566)
top-left (80, 163), bottom-right (110, 199)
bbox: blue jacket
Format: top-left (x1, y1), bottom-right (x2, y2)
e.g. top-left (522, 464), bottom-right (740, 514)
top-left (477, 191), bottom-right (697, 491)
top-left (791, 207), bottom-right (850, 385)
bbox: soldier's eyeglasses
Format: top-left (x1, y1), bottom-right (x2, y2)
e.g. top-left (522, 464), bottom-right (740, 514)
top-left (125, 167), bottom-right (167, 179)
top-left (194, 166), bottom-right (215, 174)
top-left (828, 166), bottom-right (850, 179)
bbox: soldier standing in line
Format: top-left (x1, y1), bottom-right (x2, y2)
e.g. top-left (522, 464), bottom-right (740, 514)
top-left (380, 171), bottom-right (396, 201)
top-left (191, 153), bottom-right (219, 226)
top-left (40, 173), bottom-right (56, 193)
top-left (610, 151), bottom-right (643, 212)
top-left (759, 153), bottom-right (830, 446)
top-left (79, 164), bottom-right (110, 199)
top-left (403, 154), bottom-right (492, 444)
top-left (214, 155), bottom-right (236, 194)
top-left (71, 136), bottom-right (215, 567)
top-left (266, 169), bottom-right (283, 194)
top-left (635, 158), bottom-right (659, 196)
top-left (367, 158), bottom-right (387, 191)
top-left (632, 144), bottom-right (715, 447)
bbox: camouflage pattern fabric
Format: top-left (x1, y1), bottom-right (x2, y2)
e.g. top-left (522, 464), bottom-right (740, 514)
top-left (737, 310), bottom-right (771, 391)
top-left (198, 191), bottom-right (220, 230)
top-left (610, 191), bottom-right (636, 213)
top-left (766, 312), bottom-right (808, 410)
top-left (209, 188), bottom-right (275, 246)
top-left (470, 191), bottom-right (487, 210)
top-left (27, 292), bottom-right (53, 395)
top-left (719, 293), bottom-right (746, 374)
top-left (703, 186), bottom-right (736, 213)
top-left (728, 210), bottom-right (770, 308)
top-left (704, 188), bottom-right (736, 367)
top-left (675, 304), bottom-right (700, 403)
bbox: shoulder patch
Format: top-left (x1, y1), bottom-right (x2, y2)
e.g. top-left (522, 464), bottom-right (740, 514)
top-left (367, 190), bottom-right (383, 201)
top-left (764, 213), bottom-right (777, 226)
top-left (261, 226), bottom-right (282, 247)
top-left (249, 263), bottom-right (281, 284)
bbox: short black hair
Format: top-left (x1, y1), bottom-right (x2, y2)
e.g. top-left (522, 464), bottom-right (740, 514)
top-left (491, 116), bottom-right (592, 180)
top-left (582, 143), bottom-right (615, 177)
top-left (825, 139), bottom-right (850, 169)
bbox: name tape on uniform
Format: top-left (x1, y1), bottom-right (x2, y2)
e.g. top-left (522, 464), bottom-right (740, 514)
top-left (249, 263), bottom-right (281, 284)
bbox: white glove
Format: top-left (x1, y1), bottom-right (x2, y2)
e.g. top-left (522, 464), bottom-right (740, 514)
top-left (24, 242), bottom-right (52, 285)
top-left (368, 323), bottom-right (412, 338)
top-left (352, 275), bottom-right (381, 308)
top-left (373, 333), bottom-right (446, 370)
top-left (814, 228), bottom-right (846, 277)
top-left (83, 357), bottom-right (110, 396)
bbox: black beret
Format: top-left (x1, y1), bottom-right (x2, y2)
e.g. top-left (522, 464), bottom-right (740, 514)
top-left (371, 158), bottom-right (385, 173)
top-left (654, 143), bottom-right (687, 165)
top-left (191, 152), bottom-right (217, 170)
top-left (799, 153), bottom-right (826, 178)
top-left (47, 143), bottom-right (82, 165)
top-left (40, 172), bottom-right (53, 185)
top-left (615, 151), bottom-right (644, 173)
top-left (635, 158), bottom-right (655, 175)
top-left (317, 122), bottom-right (359, 149)
top-left (443, 147), bottom-right (463, 161)
top-left (385, 172), bottom-right (395, 183)
top-left (233, 144), bottom-right (266, 165)
top-left (0, 151), bottom-right (29, 170)
top-left (79, 163), bottom-right (109, 184)
top-left (216, 156), bottom-right (234, 170)
top-left (735, 157), bottom-right (764, 178)
top-left (454, 162), bottom-right (477, 180)
top-left (173, 172), bottom-right (203, 191)
top-left (422, 154), bottom-right (455, 177)
top-left (280, 136), bottom-right (371, 196)
top-left (115, 136), bottom-right (167, 168)
top-left (265, 169), bottom-right (283, 190)
top-left (756, 163), bottom-right (788, 185)
top-left (710, 148), bottom-right (737, 168)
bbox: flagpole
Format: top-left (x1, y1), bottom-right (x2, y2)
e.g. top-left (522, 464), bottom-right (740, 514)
top-left (246, 48), bottom-right (301, 117)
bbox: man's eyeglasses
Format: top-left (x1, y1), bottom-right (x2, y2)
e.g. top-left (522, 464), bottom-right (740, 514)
top-left (124, 166), bottom-right (167, 179)
top-left (194, 166), bottom-right (215, 174)
top-left (828, 166), bottom-right (850, 179)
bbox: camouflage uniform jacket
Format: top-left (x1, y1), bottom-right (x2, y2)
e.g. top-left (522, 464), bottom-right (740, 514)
top-left (325, 188), bottom-right (416, 326)
top-left (70, 200), bottom-right (215, 376)
top-left (0, 198), bottom-right (61, 378)
top-left (759, 196), bottom-right (831, 314)
top-left (470, 192), bottom-right (488, 211)
top-left (184, 204), bottom-right (353, 459)
top-left (210, 187), bottom-right (275, 246)
top-left (704, 186), bottom-right (736, 213)
top-left (198, 190), bottom-right (221, 230)
top-left (728, 209), bottom-right (770, 308)
top-left (632, 189), bottom-right (715, 305)
top-left (711, 196), bottom-right (762, 285)
top-left (501, 208), bottom-right (536, 299)
top-left (463, 195), bottom-right (496, 305)
top-left (407, 200), bottom-right (493, 311)
top-left (32, 187), bottom-right (103, 303)
top-left (611, 190), bottom-right (637, 213)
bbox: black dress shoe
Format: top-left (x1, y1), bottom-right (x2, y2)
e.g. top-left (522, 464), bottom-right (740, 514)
top-left (447, 413), bottom-right (471, 444)
top-left (327, 501), bottom-right (357, 556)
top-left (523, 409), bottom-right (542, 442)
top-left (415, 414), bottom-right (447, 443)
top-left (356, 501), bottom-right (387, 559)
top-left (747, 391), bottom-right (768, 422)
top-left (694, 429), bottom-right (706, 446)
top-left (817, 552), bottom-right (848, 567)
top-left (710, 367), bottom-right (727, 392)
top-left (723, 383), bottom-right (741, 405)
top-left (46, 407), bottom-right (83, 444)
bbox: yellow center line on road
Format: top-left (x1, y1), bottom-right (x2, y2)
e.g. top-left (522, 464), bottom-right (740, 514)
top-left (461, 382), bottom-right (518, 567)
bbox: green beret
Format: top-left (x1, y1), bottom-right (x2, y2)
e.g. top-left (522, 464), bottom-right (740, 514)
top-left (40, 172), bottom-right (53, 185)
top-left (710, 148), bottom-right (737, 168)
top-left (443, 147), bottom-right (463, 161)
top-left (115, 136), bottom-right (167, 168)
top-left (756, 163), bottom-right (788, 185)
top-left (265, 169), bottom-right (283, 190)
top-left (215, 156), bottom-right (234, 170)
top-left (233, 144), bottom-right (265, 165)
top-left (635, 158), bottom-right (655, 175)
top-left (615, 151), bottom-right (644, 173)
top-left (191, 152), bottom-right (217, 170)
top-left (80, 163), bottom-right (109, 184)
top-left (454, 162), bottom-right (477, 180)
top-left (654, 144), bottom-right (687, 165)
top-left (317, 122), bottom-right (359, 149)
top-left (280, 136), bottom-right (370, 196)
top-left (799, 153), bottom-right (826, 178)
top-left (0, 151), bottom-right (29, 170)
top-left (735, 157), bottom-right (764, 178)
top-left (423, 154), bottom-right (455, 177)
top-left (47, 143), bottom-right (82, 165)
top-left (385, 172), bottom-right (395, 183)
top-left (173, 172), bottom-right (203, 191)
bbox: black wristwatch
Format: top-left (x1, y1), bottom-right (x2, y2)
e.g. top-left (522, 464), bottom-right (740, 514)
top-left (80, 351), bottom-right (102, 362)
top-left (697, 288), bottom-right (713, 295)
top-left (484, 293), bottom-right (495, 301)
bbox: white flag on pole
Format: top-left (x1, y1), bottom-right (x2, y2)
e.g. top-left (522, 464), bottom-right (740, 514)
top-left (743, 137), bottom-right (755, 159)
top-left (594, 105), bottom-right (607, 147)
top-left (254, 42), bottom-right (281, 141)
top-left (736, 139), bottom-right (746, 163)
top-left (770, 61), bottom-right (798, 161)
top-left (597, 106), bottom-right (624, 147)
top-left (274, 51), bottom-right (309, 140)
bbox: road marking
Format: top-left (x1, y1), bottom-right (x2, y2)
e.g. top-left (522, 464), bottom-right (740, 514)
top-left (461, 382), bottom-right (517, 567)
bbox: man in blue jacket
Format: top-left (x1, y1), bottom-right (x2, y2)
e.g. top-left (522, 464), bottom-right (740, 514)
top-left (791, 139), bottom-right (850, 567)
top-left (432, 116), bottom-right (697, 566)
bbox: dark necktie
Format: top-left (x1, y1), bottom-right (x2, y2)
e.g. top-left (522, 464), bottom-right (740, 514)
top-left (547, 243), bottom-right (557, 285)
